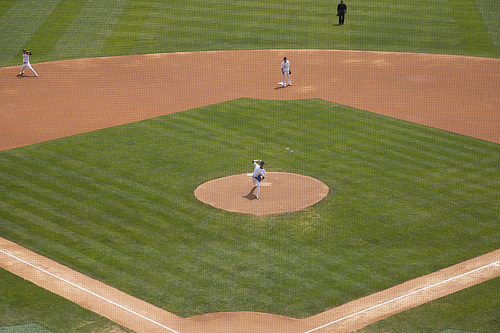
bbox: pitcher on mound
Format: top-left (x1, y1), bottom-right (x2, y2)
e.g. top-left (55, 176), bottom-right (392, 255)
top-left (251, 160), bottom-right (266, 200)
top-left (280, 57), bottom-right (291, 87)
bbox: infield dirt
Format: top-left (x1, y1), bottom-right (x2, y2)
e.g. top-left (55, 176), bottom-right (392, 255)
top-left (1, 50), bottom-right (500, 151)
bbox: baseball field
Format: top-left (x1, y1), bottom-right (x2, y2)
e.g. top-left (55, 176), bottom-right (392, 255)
top-left (1, 0), bottom-right (500, 332)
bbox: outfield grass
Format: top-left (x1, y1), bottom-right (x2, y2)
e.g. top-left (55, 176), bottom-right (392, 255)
top-left (1, 0), bottom-right (499, 67)
top-left (1, 99), bottom-right (499, 320)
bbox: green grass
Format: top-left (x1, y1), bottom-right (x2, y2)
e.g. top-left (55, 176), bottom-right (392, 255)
top-left (0, 323), bottom-right (52, 333)
top-left (476, 0), bottom-right (500, 51)
top-left (1, 0), bottom-right (500, 67)
top-left (357, 277), bottom-right (500, 333)
top-left (1, 99), bottom-right (499, 320)
top-left (0, 268), bottom-right (133, 333)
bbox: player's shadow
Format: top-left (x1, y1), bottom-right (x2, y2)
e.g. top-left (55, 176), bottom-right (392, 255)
top-left (274, 86), bottom-right (286, 90)
top-left (243, 186), bottom-right (257, 200)
top-left (16, 74), bottom-right (34, 78)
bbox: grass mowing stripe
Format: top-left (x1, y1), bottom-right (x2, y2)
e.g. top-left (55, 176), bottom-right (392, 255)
top-left (0, 166), bottom-right (169, 260)
top-left (3, 0), bottom-right (500, 65)
top-left (0, 0), bottom-right (17, 17)
top-left (102, 0), bottom-right (158, 56)
top-left (0, 215), bottom-right (152, 295)
top-left (475, 0), bottom-right (500, 53)
top-left (347, 134), bottom-right (466, 172)
top-left (0, 0), bottom-right (61, 64)
top-left (0, 154), bottom-right (187, 235)
top-left (0, 186), bottom-right (174, 292)
top-left (8, 147), bottom-right (210, 237)
top-left (27, 0), bottom-right (87, 59)
top-left (361, 276), bottom-right (500, 333)
top-left (0, 154), bottom-right (164, 228)
top-left (0, 268), bottom-right (134, 333)
top-left (2, 0), bottom-right (500, 67)
top-left (326, 122), bottom-right (466, 173)
top-left (106, 0), bottom-right (500, 56)
top-left (48, 0), bottom-right (128, 60)
top-left (0, 174), bottom-right (140, 256)
top-left (449, 0), bottom-right (498, 55)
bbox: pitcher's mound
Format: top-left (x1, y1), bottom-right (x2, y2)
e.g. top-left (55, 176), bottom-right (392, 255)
top-left (194, 172), bottom-right (329, 215)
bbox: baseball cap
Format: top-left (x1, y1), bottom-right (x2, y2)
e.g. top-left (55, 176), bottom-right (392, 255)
top-left (260, 160), bottom-right (265, 165)
top-left (23, 49), bottom-right (27, 52)
top-left (283, 57), bottom-right (287, 60)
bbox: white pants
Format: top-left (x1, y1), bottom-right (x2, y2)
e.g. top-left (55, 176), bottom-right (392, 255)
top-left (21, 62), bottom-right (38, 77)
top-left (252, 177), bottom-right (261, 198)
top-left (282, 71), bottom-right (291, 86)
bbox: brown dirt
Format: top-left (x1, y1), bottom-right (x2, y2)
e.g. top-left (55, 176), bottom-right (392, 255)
top-left (1, 50), bottom-right (500, 151)
top-left (194, 172), bottom-right (329, 215)
top-left (1, 50), bottom-right (500, 333)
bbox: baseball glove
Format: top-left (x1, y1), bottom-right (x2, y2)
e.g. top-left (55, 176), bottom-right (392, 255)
top-left (257, 174), bottom-right (262, 181)
top-left (289, 70), bottom-right (291, 74)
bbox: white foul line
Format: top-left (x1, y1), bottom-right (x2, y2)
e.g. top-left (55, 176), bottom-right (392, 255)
top-left (0, 249), bottom-right (180, 333)
top-left (304, 261), bottom-right (500, 333)
top-left (2, 246), bottom-right (499, 333)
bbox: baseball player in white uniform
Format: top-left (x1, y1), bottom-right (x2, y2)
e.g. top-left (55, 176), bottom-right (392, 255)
top-left (251, 160), bottom-right (266, 200)
top-left (280, 57), bottom-right (291, 87)
top-left (20, 49), bottom-right (38, 77)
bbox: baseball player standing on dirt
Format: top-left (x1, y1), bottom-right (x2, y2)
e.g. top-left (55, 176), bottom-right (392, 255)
top-left (20, 49), bottom-right (38, 77)
top-left (280, 57), bottom-right (291, 87)
top-left (252, 160), bottom-right (266, 200)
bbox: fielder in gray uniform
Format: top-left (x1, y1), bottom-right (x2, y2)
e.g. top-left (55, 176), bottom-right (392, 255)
top-left (20, 49), bottom-right (38, 77)
top-left (252, 160), bottom-right (266, 200)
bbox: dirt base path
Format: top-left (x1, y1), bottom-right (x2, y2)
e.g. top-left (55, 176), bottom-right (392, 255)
top-left (1, 50), bottom-right (500, 151)
top-left (1, 50), bottom-right (500, 332)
